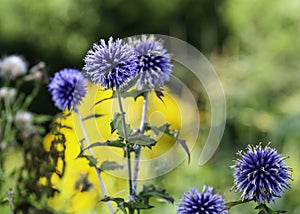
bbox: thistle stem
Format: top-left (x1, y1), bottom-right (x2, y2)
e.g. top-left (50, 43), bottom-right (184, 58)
top-left (116, 89), bottom-right (134, 200)
top-left (225, 199), bottom-right (252, 210)
top-left (75, 107), bottom-right (114, 214)
top-left (132, 92), bottom-right (149, 196)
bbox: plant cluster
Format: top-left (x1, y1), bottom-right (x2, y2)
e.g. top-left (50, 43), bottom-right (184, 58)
top-left (0, 35), bottom-right (293, 214)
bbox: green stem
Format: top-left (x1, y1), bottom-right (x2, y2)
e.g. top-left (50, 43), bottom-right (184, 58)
top-left (75, 107), bottom-right (114, 214)
top-left (21, 83), bottom-right (41, 109)
top-left (132, 92), bottom-right (148, 196)
top-left (3, 96), bottom-right (13, 149)
top-left (116, 90), bottom-right (134, 201)
top-left (225, 199), bottom-right (252, 210)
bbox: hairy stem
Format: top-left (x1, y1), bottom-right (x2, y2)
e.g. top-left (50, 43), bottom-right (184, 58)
top-left (132, 92), bottom-right (149, 196)
top-left (75, 107), bottom-right (114, 214)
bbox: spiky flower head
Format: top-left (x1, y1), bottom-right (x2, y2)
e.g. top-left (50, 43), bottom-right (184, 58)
top-left (0, 55), bottom-right (27, 79)
top-left (177, 186), bottom-right (228, 214)
top-left (48, 68), bottom-right (87, 111)
top-left (128, 35), bottom-right (172, 90)
top-left (83, 37), bottom-right (138, 89)
top-left (231, 143), bottom-right (292, 204)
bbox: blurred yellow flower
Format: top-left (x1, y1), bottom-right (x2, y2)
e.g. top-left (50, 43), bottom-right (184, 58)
top-left (43, 83), bottom-right (195, 213)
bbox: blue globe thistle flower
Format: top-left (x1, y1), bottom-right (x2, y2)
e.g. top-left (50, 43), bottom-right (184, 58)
top-left (128, 35), bottom-right (172, 90)
top-left (83, 37), bottom-right (138, 89)
top-left (177, 186), bottom-right (228, 214)
top-left (48, 68), bottom-right (87, 111)
top-left (231, 144), bottom-right (292, 204)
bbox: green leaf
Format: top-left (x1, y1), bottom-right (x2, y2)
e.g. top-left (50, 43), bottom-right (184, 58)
top-left (119, 75), bottom-right (138, 93)
top-left (91, 93), bottom-right (115, 109)
top-left (127, 134), bottom-right (156, 147)
top-left (76, 140), bottom-right (124, 159)
top-left (147, 123), bottom-right (171, 136)
top-left (99, 160), bottom-right (123, 172)
top-left (82, 114), bottom-right (104, 121)
top-left (101, 196), bottom-right (127, 214)
top-left (122, 90), bottom-right (145, 100)
top-left (176, 138), bottom-right (190, 164)
top-left (145, 123), bottom-right (190, 163)
top-left (138, 184), bottom-right (174, 204)
top-left (85, 155), bottom-right (98, 168)
top-left (110, 112), bottom-right (131, 138)
top-left (255, 204), bottom-right (287, 214)
top-left (126, 200), bottom-right (154, 210)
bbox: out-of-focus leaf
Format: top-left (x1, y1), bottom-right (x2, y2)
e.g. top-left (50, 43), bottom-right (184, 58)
top-left (82, 114), bottom-right (104, 121)
top-left (99, 160), bottom-right (123, 172)
top-left (138, 184), bottom-right (174, 204)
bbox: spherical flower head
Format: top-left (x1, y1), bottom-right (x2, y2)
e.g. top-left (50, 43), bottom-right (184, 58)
top-left (48, 68), bottom-right (87, 111)
top-left (0, 55), bottom-right (27, 79)
top-left (231, 144), bottom-right (292, 204)
top-left (128, 35), bottom-right (173, 90)
top-left (14, 110), bottom-right (33, 129)
top-left (83, 37), bottom-right (138, 89)
top-left (0, 87), bottom-right (17, 102)
top-left (177, 186), bottom-right (228, 214)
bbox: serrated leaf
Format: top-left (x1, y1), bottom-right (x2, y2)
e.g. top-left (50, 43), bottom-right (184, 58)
top-left (138, 184), bottom-right (174, 204)
top-left (86, 140), bottom-right (124, 149)
top-left (110, 113), bottom-right (131, 138)
top-left (99, 160), bottom-right (123, 172)
top-left (255, 204), bottom-right (286, 214)
top-left (127, 134), bottom-right (156, 147)
top-left (76, 140), bottom-right (124, 159)
top-left (145, 123), bottom-right (190, 163)
top-left (126, 200), bottom-right (154, 210)
top-left (82, 155), bottom-right (98, 168)
top-left (122, 90), bottom-right (145, 100)
top-left (101, 196), bottom-right (127, 214)
top-left (83, 114), bottom-right (104, 121)
top-left (176, 138), bottom-right (190, 164)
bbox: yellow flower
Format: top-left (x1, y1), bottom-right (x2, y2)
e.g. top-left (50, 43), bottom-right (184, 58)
top-left (44, 83), bottom-right (194, 213)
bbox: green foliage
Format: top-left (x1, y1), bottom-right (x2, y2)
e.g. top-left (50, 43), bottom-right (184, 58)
top-left (145, 123), bottom-right (190, 163)
top-left (101, 184), bottom-right (174, 214)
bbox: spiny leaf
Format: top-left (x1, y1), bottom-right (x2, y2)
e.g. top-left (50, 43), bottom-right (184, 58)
top-left (85, 155), bottom-right (98, 168)
top-left (122, 90), bottom-right (145, 100)
top-left (110, 112), bottom-right (131, 138)
top-left (83, 114), bottom-right (104, 121)
top-left (101, 196), bottom-right (127, 214)
top-left (138, 184), bottom-right (174, 204)
top-left (144, 123), bottom-right (190, 163)
top-left (255, 204), bottom-right (287, 214)
top-left (176, 138), bottom-right (190, 164)
top-left (76, 140), bottom-right (124, 158)
top-left (155, 89), bottom-right (164, 103)
top-left (126, 200), bottom-right (154, 210)
top-left (99, 160), bottom-right (123, 172)
top-left (127, 134), bottom-right (156, 148)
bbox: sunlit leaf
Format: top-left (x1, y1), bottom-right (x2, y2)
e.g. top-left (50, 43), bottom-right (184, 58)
top-left (99, 160), bottom-right (123, 172)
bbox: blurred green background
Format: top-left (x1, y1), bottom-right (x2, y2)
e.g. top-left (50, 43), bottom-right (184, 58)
top-left (1, 0), bottom-right (300, 213)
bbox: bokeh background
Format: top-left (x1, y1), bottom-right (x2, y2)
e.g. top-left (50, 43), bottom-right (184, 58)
top-left (1, 0), bottom-right (300, 213)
